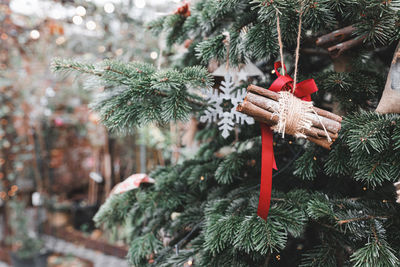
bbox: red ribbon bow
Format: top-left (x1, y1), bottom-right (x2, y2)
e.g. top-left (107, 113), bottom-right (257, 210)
top-left (257, 61), bottom-right (318, 220)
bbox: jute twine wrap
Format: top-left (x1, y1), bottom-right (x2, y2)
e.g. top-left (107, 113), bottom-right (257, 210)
top-left (271, 92), bottom-right (313, 139)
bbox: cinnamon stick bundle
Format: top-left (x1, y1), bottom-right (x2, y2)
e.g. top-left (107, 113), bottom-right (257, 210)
top-left (237, 84), bottom-right (343, 149)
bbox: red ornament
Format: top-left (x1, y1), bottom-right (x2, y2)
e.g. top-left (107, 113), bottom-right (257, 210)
top-left (54, 117), bottom-right (64, 127)
top-left (175, 3), bottom-right (191, 18)
top-left (184, 39), bottom-right (193, 48)
top-left (110, 173), bottom-right (155, 196)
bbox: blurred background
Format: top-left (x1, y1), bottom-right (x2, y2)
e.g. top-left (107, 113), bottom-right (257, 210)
top-left (0, 0), bottom-right (191, 266)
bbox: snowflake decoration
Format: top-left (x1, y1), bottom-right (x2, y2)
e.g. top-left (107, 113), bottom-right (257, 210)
top-left (200, 74), bottom-right (254, 138)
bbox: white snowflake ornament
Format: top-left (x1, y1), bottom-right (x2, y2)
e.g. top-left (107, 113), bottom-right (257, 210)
top-left (200, 74), bottom-right (254, 138)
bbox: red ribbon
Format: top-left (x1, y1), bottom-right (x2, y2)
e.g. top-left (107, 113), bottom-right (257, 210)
top-left (257, 62), bottom-right (318, 220)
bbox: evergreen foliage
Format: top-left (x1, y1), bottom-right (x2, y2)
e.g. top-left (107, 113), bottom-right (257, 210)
top-left (53, 0), bottom-right (400, 266)
top-left (52, 59), bottom-right (212, 132)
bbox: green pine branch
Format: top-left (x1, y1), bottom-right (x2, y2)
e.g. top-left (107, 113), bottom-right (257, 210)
top-left (52, 59), bottom-right (213, 132)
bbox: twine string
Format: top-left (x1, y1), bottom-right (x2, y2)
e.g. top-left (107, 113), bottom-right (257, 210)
top-left (273, 4), bottom-right (332, 143)
top-left (223, 31), bottom-right (231, 71)
top-left (311, 108), bottom-right (332, 142)
top-left (275, 8), bottom-right (285, 76)
top-left (292, 6), bottom-right (303, 93)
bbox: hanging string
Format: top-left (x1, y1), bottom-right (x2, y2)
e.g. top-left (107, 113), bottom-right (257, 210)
top-left (223, 31), bottom-right (231, 71)
top-left (222, 31), bottom-right (241, 142)
top-left (292, 4), bottom-right (304, 93)
top-left (275, 8), bottom-right (285, 76)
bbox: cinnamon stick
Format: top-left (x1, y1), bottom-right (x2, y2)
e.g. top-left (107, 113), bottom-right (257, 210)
top-left (316, 25), bottom-right (355, 47)
top-left (307, 137), bottom-right (332, 150)
top-left (327, 37), bottom-right (365, 58)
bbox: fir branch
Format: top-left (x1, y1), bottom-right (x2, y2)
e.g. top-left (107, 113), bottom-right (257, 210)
top-left (299, 245), bottom-right (337, 267)
top-left (350, 239), bottom-right (399, 267)
top-left (337, 215), bottom-right (389, 225)
top-left (127, 233), bottom-right (163, 266)
top-left (93, 191), bottom-right (137, 229)
top-left (52, 59), bottom-right (213, 131)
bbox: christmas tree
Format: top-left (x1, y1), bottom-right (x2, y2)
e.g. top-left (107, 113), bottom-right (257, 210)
top-left (53, 0), bottom-right (400, 266)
